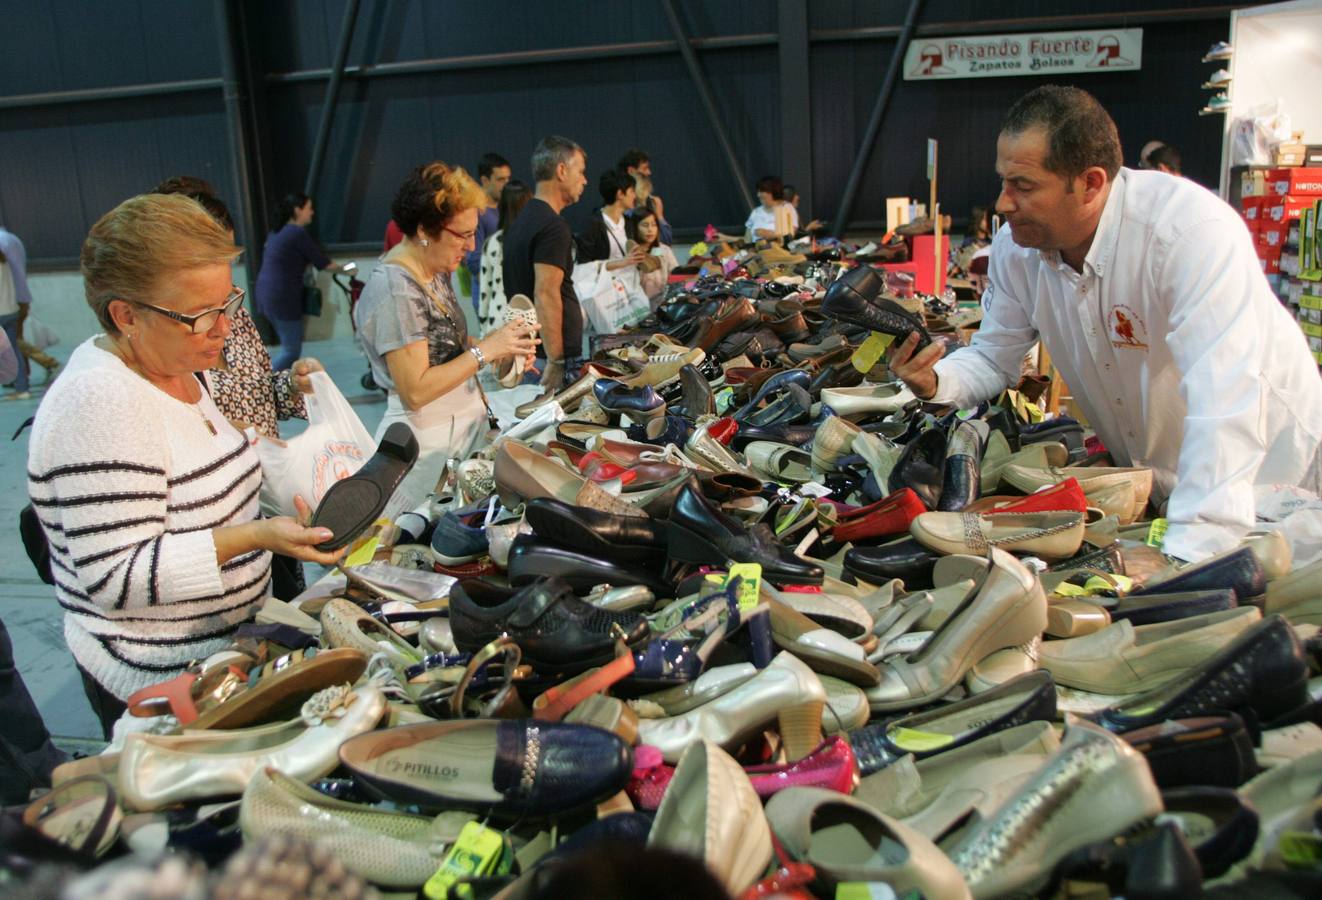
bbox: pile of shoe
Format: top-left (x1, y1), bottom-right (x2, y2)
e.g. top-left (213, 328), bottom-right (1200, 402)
top-left (9, 261), bottom-right (1322, 899)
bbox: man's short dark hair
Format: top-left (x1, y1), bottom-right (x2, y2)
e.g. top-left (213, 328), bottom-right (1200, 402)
top-left (532, 136), bottom-right (585, 183)
top-left (617, 148), bottom-right (649, 172)
top-left (598, 169), bottom-right (634, 206)
top-left (1001, 85), bottom-right (1123, 182)
top-left (756, 175), bottom-right (784, 201)
top-left (478, 152), bottom-right (511, 180)
top-left (1147, 144), bottom-right (1182, 175)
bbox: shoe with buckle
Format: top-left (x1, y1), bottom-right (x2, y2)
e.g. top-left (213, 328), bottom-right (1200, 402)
top-left (448, 576), bottom-right (649, 675)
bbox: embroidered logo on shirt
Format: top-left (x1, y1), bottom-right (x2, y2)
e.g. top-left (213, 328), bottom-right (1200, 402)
top-left (1108, 305), bottom-right (1149, 350)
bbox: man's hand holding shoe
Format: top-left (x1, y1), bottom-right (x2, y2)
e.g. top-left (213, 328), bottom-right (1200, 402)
top-left (888, 332), bottom-right (945, 400)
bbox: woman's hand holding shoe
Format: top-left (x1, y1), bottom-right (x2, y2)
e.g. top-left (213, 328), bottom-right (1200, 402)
top-left (607, 245), bottom-right (649, 271)
top-left (479, 320), bottom-right (540, 367)
top-left (262, 495), bottom-right (348, 565)
top-left (216, 495), bottom-right (346, 566)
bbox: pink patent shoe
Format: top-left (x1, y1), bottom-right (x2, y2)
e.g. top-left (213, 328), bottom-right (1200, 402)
top-left (627, 736), bottom-right (859, 810)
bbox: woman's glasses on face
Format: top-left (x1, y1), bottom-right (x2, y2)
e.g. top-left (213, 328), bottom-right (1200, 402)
top-left (129, 287), bottom-right (246, 334)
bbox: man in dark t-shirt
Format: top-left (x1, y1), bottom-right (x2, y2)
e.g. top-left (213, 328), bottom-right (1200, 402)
top-left (503, 135), bottom-right (588, 389)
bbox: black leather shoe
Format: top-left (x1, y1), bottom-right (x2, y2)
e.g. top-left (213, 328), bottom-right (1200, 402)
top-left (1093, 614), bottom-right (1308, 737)
top-left (1130, 546), bottom-right (1267, 603)
top-left (339, 719), bottom-right (633, 818)
top-left (593, 379), bottom-right (665, 417)
top-left (1121, 715), bottom-right (1258, 789)
top-left (936, 419), bottom-right (985, 512)
top-left (732, 422), bottom-right (817, 452)
top-left (1107, 589), bottom-right (1237, 627)
top-left (888, 427), bottom-right (946, 510)
top-left (673, 364), bottom-right (715, 418)
top-left (848, 671), bottom-right (1057, 776)
top-left (449, 576), bottom-right (650, 674)
top-left (843, 537), bottom-right (942, 589)
top-left (523, 497), bottom-right (667, 564)
top-left (821, 265), bottom-right (931, 350)
top-left (1053, 822), bottom-right (1202, 900)
top-left (1160, 787), bottom-right (1259, 878)
top-left (506, 537), bottom-right (674, 598)
top-left (311, 422), bottom-right (419, 551)
top-left (625, 415), bottom-right (691, 448)
top-left (737, 384), bottom-right (812, 429)
top-left (731, 368), bottom-right (812, 422)
top-left (667, 482), bottom-right (824, 586)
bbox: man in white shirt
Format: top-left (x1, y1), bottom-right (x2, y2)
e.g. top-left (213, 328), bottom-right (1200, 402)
top-left (890, 85), bottom-right (1322, 562)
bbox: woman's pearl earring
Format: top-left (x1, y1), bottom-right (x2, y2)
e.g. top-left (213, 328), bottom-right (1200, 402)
top-left (419, 239), bottom-right (429, 248)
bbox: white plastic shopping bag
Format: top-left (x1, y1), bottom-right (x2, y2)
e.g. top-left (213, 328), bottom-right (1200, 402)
top-left (25, 315), bottom-right (60, 350)
top-left (573, 260), bottom-right (651, 335)
top-left (252, 371), bottom-right (376, 517)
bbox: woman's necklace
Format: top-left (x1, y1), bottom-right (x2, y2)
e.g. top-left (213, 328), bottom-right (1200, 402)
top-left (106, 337), bottom-right (217, 435)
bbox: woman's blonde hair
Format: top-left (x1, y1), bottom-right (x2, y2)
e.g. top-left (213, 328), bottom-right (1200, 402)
top-left (81, 193), bottom-right (241, 333)
top-left (390, 162), bottom-right (488, 239)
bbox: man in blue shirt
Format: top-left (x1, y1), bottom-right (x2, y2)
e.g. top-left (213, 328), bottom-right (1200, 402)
top-left (465, 152), bottom-right (512, 310)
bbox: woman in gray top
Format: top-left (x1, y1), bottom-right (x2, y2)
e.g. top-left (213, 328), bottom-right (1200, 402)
top-left (355, 162), bottom-right (538, 504)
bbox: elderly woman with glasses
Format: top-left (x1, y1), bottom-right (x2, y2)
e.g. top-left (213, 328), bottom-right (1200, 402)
top-left (27, 193), bottom-right (345, 737)
top-left (355, 162), bottom-right (539, 504)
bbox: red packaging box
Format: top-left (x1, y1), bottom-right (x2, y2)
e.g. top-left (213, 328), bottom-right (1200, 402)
top-left (1268, 167), bottom-right (1322, 196)
top-left (1266, 195), bottom-right (1316, 222)
top-left (1262, 256), bottom-right (1282, 274)
top-left (1241, 196), bottom-right (1266, 222)
top-left (1259, 224), bottom-right (1287, 251)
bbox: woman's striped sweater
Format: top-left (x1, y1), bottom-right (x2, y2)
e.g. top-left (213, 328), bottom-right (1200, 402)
top-left (27, 338), bottom-right (272, 700)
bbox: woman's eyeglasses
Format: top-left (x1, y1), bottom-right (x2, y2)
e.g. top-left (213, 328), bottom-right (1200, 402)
top-left (442, 226), bottom-right (477, 243)
top-left (128, 287), bottom-right (246, 334)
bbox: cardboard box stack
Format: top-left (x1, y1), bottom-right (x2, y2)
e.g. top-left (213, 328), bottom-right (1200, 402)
top-left (1239, 162), bottom-right (1322, 366)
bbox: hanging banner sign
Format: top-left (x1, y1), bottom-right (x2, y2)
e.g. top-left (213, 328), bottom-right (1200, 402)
top-left (904, 29), bottom-right (1143, 80)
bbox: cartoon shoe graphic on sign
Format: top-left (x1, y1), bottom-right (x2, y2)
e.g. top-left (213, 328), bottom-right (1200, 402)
top-left (912, 44), bottom-right (954, 76)
top-left (1089, 35), bottom-right (1133, 68)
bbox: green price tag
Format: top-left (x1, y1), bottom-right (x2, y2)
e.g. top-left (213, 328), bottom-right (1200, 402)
top-left (837, 883), bottom-right (898, 900)
top-left (726, 563), bottom-right (763, 612)
top-left (714, 386), bottom-right (735, 414)
top-left (424, 821), bottom-right (506, 899)
top-left (1279, 830), bottom-right (1322, 869)
top-left (851, 331), bottom-right (895, 374)
top-left (1145, 518), bottom-right (1168, 548)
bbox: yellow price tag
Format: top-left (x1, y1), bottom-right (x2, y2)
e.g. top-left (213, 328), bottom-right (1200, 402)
top-left (424, 821), bottom-right (506, 899)
top-left (344, 536), bottom-right (381, 567)
top-left (837, 883), bottom-right (898, 900)
top-left (689, 241), bottom-right (709, 257)
top-left (726, 563), bottom-right (763, 612)
top-left (851, 331), bottom-right (895, 374)
top-left (1145, 518), bottom-right (1169, 548)
top-left (885, 726), bottom-right (956, 753)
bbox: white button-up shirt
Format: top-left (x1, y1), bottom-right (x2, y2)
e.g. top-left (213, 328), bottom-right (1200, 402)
top-left (932, 167), bottom-right (1322, 562)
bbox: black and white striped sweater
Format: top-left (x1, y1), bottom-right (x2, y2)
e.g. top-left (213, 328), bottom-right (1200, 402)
top-left (27, 338), bottom-right (272, 700)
